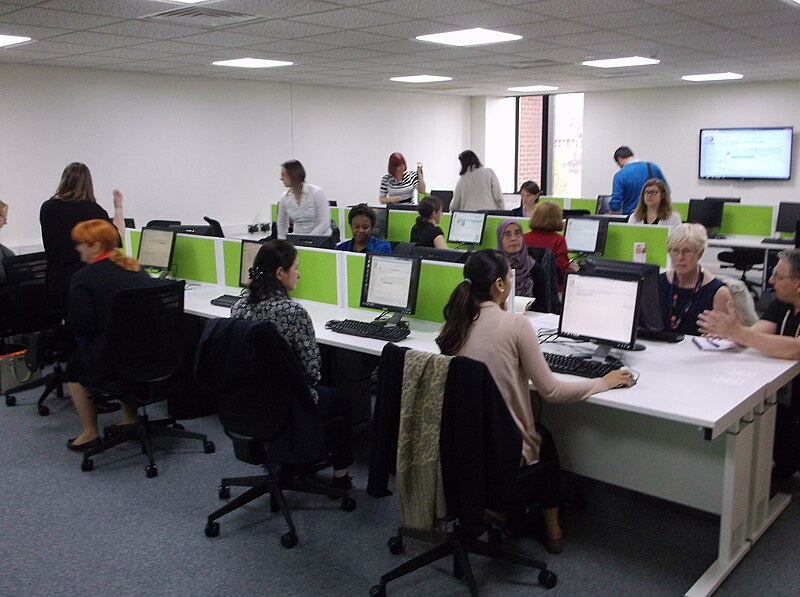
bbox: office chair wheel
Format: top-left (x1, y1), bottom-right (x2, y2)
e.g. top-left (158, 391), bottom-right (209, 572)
top-left (38, 404), bottom-right (50, 416)
top-left (387, 536), bottom-right (404, 555)
top-left (145, 464), bottom-right (158, 478)
top-left (5, 394), bottom-right (16, 406)
top-left (341, 496), bottom-right (356, 512)
top-left (487, 527), bottom-right (502, 546)
top-left (218, 485), bottom-right (231, 499)
top-left (205, 521), bottom-right (220, 537)
top-left (172, 423), bottom-right (185, 430)
top-left (204, 440), bottom-right (216, 454)
top-left (538, 569), bottom-right (558, 589)
top-left (81, 458), bottom-right (94, 472)
top-left (280, 531), bottom-right (298, 549)
top-left (369, 585), bottom-right (386, 597)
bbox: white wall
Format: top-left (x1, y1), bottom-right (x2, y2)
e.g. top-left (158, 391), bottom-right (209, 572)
top-left (582, 81), bottom-right (800, 207)
top-left (0, 63), bottom-right (470, 248)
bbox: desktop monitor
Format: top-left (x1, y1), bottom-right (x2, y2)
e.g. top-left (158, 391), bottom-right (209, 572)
top-left (429, 190), bottom-right (453, 212)
top-left (447, 211), bottom-right (487, 245)
top-left (704, 197), bottom-right (740, 204)
top-left (372, 206), bottom-right (388, 239)
top-left (286, 234), bottom-right (337, 249)
top-left (401, 245), bottom-right (469, 264)
top-left (563, 209), bottom-right (591, 219)
top-left (239, 239), bottom-right (263, 287)
top-left (386, 203), bottom-right (418, 212)
top-left (582, 257), bottom-right (662, 331)
top-left (137, 227), bottom-right (176, 273)
top-left (596, 195), bottom-right (612, 214)
top-left (563, 216), bottom-right (609, 254)
top-left (476, 209), bottom-right (514, 216)
top-left (776, 202), bottom-right (800, 234)
top-left (170, 224), bottom-right (213, 236)
top-left (559, 271), bottom-right (642, 359)
top-left (687, 199), bottom-right (724, 232)
top-left (360, 253), bottom-right (421, 326)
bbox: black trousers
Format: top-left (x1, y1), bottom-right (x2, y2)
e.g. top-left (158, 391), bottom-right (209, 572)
top-left (514, 424), bottom-right (562, 509)
top-left (317, 385), bottom-right (354, 471)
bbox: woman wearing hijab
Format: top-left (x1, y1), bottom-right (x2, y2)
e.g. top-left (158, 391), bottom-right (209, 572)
top-left (496, 219), bottom-right (535, 298)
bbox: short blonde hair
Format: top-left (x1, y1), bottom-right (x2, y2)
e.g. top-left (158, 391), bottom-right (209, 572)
top-left (667, 223), bottom-right (708, 252)
top-left (528, 201), bottom-right (564, 232)
top-left (0, 200), bottom-right (7, 211)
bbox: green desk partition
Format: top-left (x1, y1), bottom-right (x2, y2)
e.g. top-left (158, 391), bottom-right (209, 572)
top-left (601, 224), bottom-right (669, 267)
top-left (539, 197), bottom-right (565, 208)
top-left (720, 204), bottom-right (773, 236)
top-left (292, 248), bottom-right (338, 304)
top-left (570, 198), bottom-right (596, 213)
top-left (386, 209), bottom-right (419, 242)
top-left (346, 253), bottom-right (463, 323)
top-left (673, 203), bottom-right (689, 221)
top-left (173, 235), bottom-right (218, 283)
top-left (222, 240), bottom-right (243, 287)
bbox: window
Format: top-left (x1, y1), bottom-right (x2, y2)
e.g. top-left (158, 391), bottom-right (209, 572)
top-left (551, 93), bottom-right (584, 197)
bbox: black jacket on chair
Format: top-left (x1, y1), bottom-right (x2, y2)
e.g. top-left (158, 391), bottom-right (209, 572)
top-left (195, 317), bottom-right (326, 464)
top-left (369, 343), bottom-right (521, 537)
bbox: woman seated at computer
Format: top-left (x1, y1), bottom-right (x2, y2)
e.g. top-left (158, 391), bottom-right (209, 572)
top-left (276, 159), bottom-right (332, 240)
top-left (628, 178), bottom-right (682, 226)
top-left (436, 250), bottom-right (633, 553)
top-left (410, 196), bottom-right (447, 249)
top-left (661, 223), bottom-right (733, 336)
top-left (64, 219), bottom-right (153, 451)
top-left (496, 219), bottom-right (534, 298)
top-left (523, 201), bottom-right (577, 291)
top-left (379, 152), bottom-right (425, 205)
top-left (512, 181), bottom-right (541, 218)
top-left (450, 150), bottom-right (504, 212)
top-left (231, 240), bottom-right (354, 491)
top-left (336, 203), bottom-right (391, 254)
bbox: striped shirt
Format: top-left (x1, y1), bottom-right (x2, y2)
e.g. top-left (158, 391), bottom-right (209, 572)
top-left (380, 171), bottom-right (419, 204)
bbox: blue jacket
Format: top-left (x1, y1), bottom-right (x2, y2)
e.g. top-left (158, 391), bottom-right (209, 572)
top-left (611, 160), bottom-right (668, 215)
top-left (335, 236), bottom-right (392, 254)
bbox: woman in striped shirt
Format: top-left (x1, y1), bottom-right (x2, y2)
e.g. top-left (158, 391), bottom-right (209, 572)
top-left (379, 152), bottom-right (426, 205)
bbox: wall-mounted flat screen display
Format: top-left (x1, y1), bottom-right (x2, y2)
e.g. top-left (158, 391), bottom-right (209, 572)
top-left (699, 127), bottom-right (793, 181)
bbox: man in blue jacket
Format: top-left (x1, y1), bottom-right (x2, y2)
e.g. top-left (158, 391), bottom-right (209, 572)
top-left (610, 146), bottom-right (668, 215)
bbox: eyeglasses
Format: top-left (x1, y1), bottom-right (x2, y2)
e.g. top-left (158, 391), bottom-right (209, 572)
top-left (502, 228), bottom-right (522, 239)
top-left (770, 270), bottom-right (799, 282)
top-left (644, 189), bottom-right (661, 196)
top-left (668, 247), bottom-right (698, 257)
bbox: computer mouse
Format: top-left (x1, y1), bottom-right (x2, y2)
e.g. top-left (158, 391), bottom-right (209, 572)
top-left (325, 319), bottom-right (341, 329)
top-left (616, 367), bottom-right (637, 388)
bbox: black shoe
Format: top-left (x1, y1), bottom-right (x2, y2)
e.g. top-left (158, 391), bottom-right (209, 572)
top-left (329, 474), bottom-right (353, 497)
top-left (67, 436), bottom-right (102, 452)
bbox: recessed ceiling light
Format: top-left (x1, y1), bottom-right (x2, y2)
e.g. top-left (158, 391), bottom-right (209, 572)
top-left (212, 58), bottom-right (293, 68)
top-left (681, 72), bottom-right (743, 82)
top-left (415, 28), bottom-right (522, 47)
top-left (390, 75), bottom-right (453, 83)
top-left (582, 56), bottom-right (660, 68)
top-left (507, 85), bottom-right (559, 93)
top-left (0, 34), bottom-right (32, 48)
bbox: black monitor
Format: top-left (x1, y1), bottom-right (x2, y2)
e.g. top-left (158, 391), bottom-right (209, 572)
top-left (596, 195), bottom-right (612, 214)
top-left (137, 227), bottom-right (176, 274)
top-left (704, 197), bottom-right (740, 204)
top-left (238, 239), bottom-right (263, 287)
top-left (687, 199), bottom-right (724, 232)
top-left (372, 206), bottom-right (388, 239)
top-left (286, 234), bottom-right (337, 249)
top-left (559, 271), bottom-right (642, 360)
top-left (447, 211), bottom-right (487, 246)
top-left (429, 190), bottom-right (453, 212)
top-left (776, 202), bottom-right (800, 234)
top-left (386, 203), bottom-right (418, 212)
top-left (360, 253), bottom-right (421, 326)
top-left (581, 257), bottom-right (662, 331)
top-left (563, 209), bottom-right (591, 219)
top-left (477, 209), bottom-right (514, 216)
top-left (403, 245), bottom-right (469, 263)
top-left (564, 216), bottom-right (609, 254)
top-left (170, 224), bottom-right (213, 236)
top-left (124, 218), bottom-right (135, 228)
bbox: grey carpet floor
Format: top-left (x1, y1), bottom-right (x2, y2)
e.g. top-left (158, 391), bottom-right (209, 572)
top-left (1, 382), bottom-right (798, 596)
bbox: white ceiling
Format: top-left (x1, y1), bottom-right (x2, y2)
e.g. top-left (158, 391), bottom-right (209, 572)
top-left (1, 0), bottom-right (799, 96)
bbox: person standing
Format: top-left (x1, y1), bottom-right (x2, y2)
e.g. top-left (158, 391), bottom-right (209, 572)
top-left (450, 150), bottom-right (504, 212)
top-left (379, 152), bottom-right (425, 205)
top-left (276, 159), bottom-right (332, 239)
top-left (610, 146), bottom-right (668, 216)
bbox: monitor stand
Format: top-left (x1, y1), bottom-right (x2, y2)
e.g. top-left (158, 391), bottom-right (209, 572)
top-left (586, 341), bottom-right (644, 364)
top-left (382, 312), bottom-right (405, 327)
top-left (145, 267), bottom-right (170, 280)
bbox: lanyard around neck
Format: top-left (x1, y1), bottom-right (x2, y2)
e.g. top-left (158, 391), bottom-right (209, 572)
top-left (669, 268), bottom-right (703, 331)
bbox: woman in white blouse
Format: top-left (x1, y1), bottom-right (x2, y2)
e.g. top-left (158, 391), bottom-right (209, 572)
top-left (276, 160), bottom-right (332, 239)
top-left (628, 178), bottom-right (682, 226)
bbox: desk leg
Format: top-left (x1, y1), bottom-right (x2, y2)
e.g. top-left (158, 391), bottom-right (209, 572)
top-left (685, 420), bottom-right (753, 597)
top-left (748, 399), bottom-right (791, 542)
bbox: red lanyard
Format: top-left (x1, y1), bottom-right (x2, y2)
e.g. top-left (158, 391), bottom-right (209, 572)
top-left (669, 268), bottom-right (703, 331)
top-left (92, 252), bottom-right (111, 263)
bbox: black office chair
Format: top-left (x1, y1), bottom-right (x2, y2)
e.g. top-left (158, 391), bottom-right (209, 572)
top-left (717, 248), bottom-right (765, 297)
top-left (527, 246), bottom-right (561, 314)
top-left (78, 280), bottom-right (215, 477)
top-left (369, 344), bottom-right (556, 596)
top-left (203, 216), bottom-right (224, 238)
top-left (3, 252), bottom-right (72, 415)
top-left (195, 318), bottom-right (355, 548)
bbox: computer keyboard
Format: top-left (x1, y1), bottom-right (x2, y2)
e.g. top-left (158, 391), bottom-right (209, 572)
top-left (543, 352), bottom-right (621, 379)
top-left (636, 327), bottom-right (684, 343)
top-left (210, 294), bottom-right (240, 308)
top-left (326, 319), bottom-right (410, 342)
top-left (762, 237), bottom-right (794, 245)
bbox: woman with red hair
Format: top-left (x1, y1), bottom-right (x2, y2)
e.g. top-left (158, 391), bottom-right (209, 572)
top-left (379, 152), bottom-right (426, 204)
top-left (65, 219), bottom-right (153, 451)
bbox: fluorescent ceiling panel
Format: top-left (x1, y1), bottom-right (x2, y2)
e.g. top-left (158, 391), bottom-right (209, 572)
top-left (582, 56), bottom-right (660, 68)
top-left (507, 85), bottom-right (558, 93)
top-left (212, 58), bottom-right (292, 68)
top-left (0, 35), bottom-right (32, 48)
top-left (681, 72), bottom-right (743, 81)
top-left (390, 75), bottom-right (452, 83)
top-left (415, 28), bottom-right (522, 47)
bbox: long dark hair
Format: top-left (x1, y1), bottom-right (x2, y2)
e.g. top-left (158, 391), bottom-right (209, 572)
top-left (458, 150), bottom-right (482, 176)
top-left (416, 195), bottom-right (442, 224)
top-left (247, 239), bottom-right (297, 302)
top-left (436, 249), bottom-right (509, 355)
top-left (54, 162), bottom-right (96, 202)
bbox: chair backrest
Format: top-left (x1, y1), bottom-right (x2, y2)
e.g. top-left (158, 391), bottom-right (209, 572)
top-left (106, 280), bottom-right (185, 383)
top-left (3, 252), bottom-right (60, 334)
top-left (526, 246), bottom-right (561, 314)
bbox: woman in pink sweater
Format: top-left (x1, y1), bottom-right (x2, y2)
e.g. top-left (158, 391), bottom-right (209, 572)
top-left (436, 249), bottom-right (633, 552)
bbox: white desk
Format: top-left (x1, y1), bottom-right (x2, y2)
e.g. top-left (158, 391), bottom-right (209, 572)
top-left (184, 282), bottom-right (797, 596)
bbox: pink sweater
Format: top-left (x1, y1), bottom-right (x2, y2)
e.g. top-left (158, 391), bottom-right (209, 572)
top-left (457, 302), bottom-right (608, 465)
